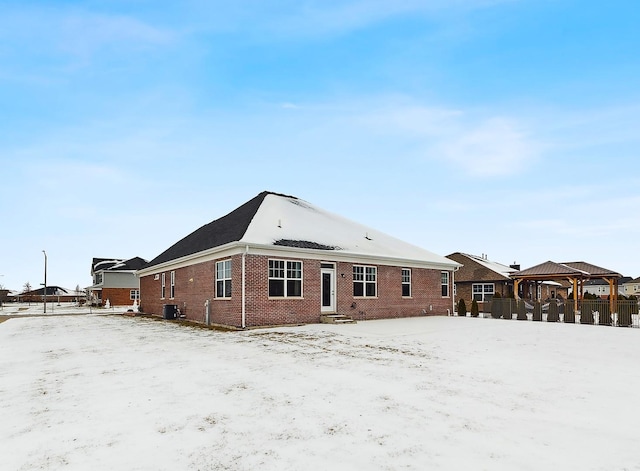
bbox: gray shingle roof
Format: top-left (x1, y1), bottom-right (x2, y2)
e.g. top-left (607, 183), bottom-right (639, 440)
top-left (143, 191), bottom-right (272, 269)
top-left (142, 191), bottom-right (460, 271)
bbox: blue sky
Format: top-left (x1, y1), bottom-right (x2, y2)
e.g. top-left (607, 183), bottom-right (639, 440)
top-left (1, 0), bottom-right (639, 292)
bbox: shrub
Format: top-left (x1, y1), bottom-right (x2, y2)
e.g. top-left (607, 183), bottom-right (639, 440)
top-left (491, 297), bottom-right (502, 319)
top-left (532, 302), bottom-right (542, 321)
top-left (458, 299), bottom-right (467, 317)
top-left (547, 301), bottom-right (559, 322)
top-left (502, 299), bottom-right (513, 320)
top-left (471, 299), bottom-right (479, 318)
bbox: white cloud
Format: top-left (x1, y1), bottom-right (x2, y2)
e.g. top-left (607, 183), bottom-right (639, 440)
top-left (351, 99), bottom-right (539, 177)
top-left (263, 0), bottom-right (519, 37)
top-left (179, 0), bottom-right (519, 39)
top-left (437, 117), bottom-right (538, 177)
top-left (0, 6), bottom-right (175, 64)
top-left (57, 13), bottom-right (174, 57)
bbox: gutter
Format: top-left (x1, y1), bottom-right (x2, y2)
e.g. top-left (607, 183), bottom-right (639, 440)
top-left (242, 245), bottom-right (248, 329)
top-left (452, 265), bottom-right (459, 315)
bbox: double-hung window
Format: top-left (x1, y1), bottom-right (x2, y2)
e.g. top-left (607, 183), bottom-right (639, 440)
top-left (130, 289), bottom-right (140, 301)
top-left (402, 268), bottom-right (411, 297)
top-left (268, 260), bottom-right (302, 297)
top-left (472, 283), bottom-right (494, 302)
top-left (170, 271), bottom-right (175, 299)
top-left (441, 272), bottom-right (450, 297)
top-left (216, 260), bottom-right (232, 298)
top-left (161, 273), bottom-right (166, 299)
top-left (353, 265), bottom-right (377, 297)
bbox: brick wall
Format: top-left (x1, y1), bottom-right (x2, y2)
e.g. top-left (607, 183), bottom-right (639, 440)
top-left (140, 253), bottom-right (455, 328)
top-left (139, 255), bottom-right (243, 327)
top-left (335, 262), bottom-right (452, 321)
top-left (101, 287), bottom-right (135, 306)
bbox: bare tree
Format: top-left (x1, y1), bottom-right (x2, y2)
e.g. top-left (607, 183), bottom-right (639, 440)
top-left (23, 282), bottom-right (32, 305)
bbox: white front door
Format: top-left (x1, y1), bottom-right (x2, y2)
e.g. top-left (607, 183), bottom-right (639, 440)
top-left (321, 268), bottom-right (336, 313)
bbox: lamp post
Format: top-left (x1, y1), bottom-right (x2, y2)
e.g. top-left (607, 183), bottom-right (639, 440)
top-left (42, 250), bottom-right (47, 314)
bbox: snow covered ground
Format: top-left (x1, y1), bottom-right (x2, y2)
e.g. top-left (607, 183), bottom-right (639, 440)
top-left (1, 314), bottom-right (639, 470)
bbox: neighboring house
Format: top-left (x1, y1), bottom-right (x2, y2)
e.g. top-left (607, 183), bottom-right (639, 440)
top-left (14, 286), bottom-right (84, 303)
top-left (87, 257), bottom-right (147, 306)
top-left (584, 276), bottom-right (633, 298)
top-left (621, 277), bottom-right (640, 297)
top-left (137, 191), bottom-right (460, 328)
top-left (446, 252), bottom-right (519, 309)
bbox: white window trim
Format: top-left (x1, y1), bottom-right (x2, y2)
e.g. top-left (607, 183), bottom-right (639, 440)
top-left (130, 289), bottom-right (140, 301)
top-left (472, 283), bottom-right (495, 302)
top-left (402, 268), bottom-right (411, 298)
top-left (268, 259), bottom-right (303, 298)
top-left (161, 273), bottom-right (166, 299)
top-left (353, 265), bottom-right (377, 298)
top-left (441, 271), bottom-right (450, 298)
top-left (216, 259), bottom-right (232, 299)
top-left (170, 271), bottom-right (175, 299)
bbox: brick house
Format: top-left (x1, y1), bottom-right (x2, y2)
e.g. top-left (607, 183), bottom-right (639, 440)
top-left (137, 191), bottom-right (460, 328)
top-left (15, 286), bottom-right (84, 303)
top-left (87, 257), bottom-right (147, 306)
top-left (446, 252), bottom-right (518, 311)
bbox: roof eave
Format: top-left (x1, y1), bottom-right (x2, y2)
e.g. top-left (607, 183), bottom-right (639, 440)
top-left (137, 241), bottom-right (461, 275)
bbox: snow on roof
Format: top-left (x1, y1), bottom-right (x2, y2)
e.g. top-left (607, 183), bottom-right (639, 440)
top-left (94, 257), bottom-right (147, 272)
top-left (143, 192), bottom-right (459, 270)
top-left (241, 193), bottom-right (457, 268)
top-left (458, 253), bottom-right (518, 278)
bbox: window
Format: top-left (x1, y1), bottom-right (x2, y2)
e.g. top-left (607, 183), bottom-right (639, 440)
top-left (161, 273), bottom-right (166, 299)
top-left (472, 283), bottom-right (494, 302)
top-left (216, 260), bottom-right (232, 298)
top-left (441, 272), bottom-right (449, 297)
top-left (268, 260), bottom-right (302, 297)
top-left (402, 268), bottom-right (411, 297)
top-left (170, 271), bottom-right (175, 298)
top-left (354, 265), bottom-right (377, 297)
top-left (130, 289), bottom-right (140, 301)
top-left (94, 273), bottom-right (103, 285)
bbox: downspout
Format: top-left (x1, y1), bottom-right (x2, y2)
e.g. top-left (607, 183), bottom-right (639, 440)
top-left (241, 245), bottom-right (248, 329)
top-left (451, 268), bottom-right (456, 316)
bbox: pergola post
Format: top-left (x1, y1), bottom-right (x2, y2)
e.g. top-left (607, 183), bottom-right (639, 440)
top-left (605, 277), bottom-right (617, 315)
top-left (568, 277), bottom-right (579, 313)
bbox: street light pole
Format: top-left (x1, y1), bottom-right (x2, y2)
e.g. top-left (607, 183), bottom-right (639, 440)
top-left (42, 250), bottom-right (47, 314)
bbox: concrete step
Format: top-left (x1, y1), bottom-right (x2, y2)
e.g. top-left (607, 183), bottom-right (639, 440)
top-left (320, 314), bottom-right (357, 324)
